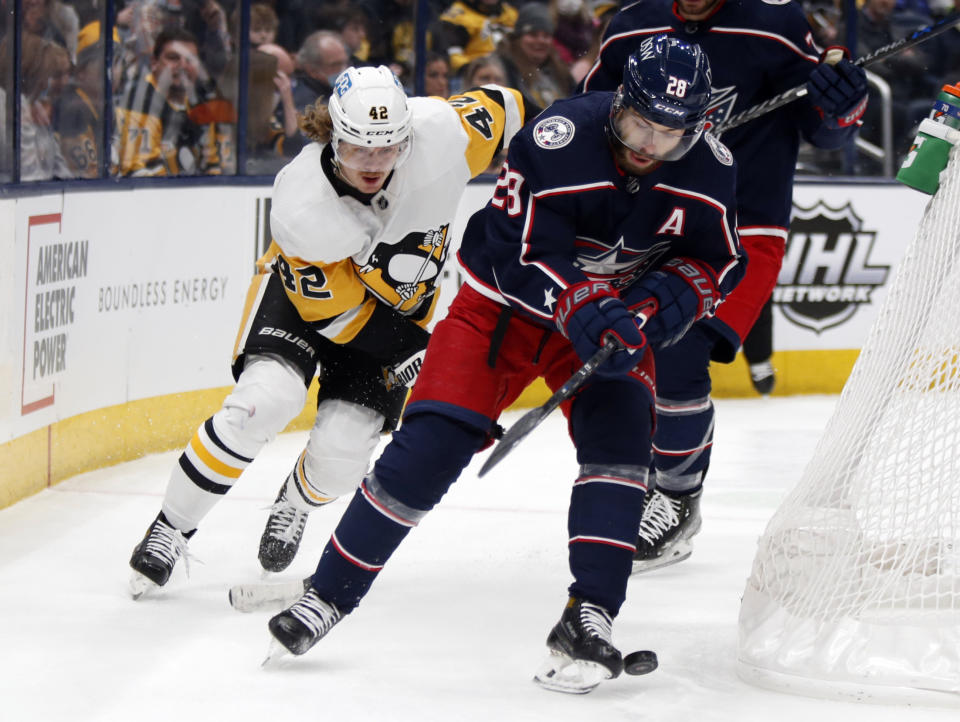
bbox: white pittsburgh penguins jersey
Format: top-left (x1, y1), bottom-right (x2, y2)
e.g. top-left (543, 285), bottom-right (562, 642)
top-left (265, 87), bottom-right (528, 344)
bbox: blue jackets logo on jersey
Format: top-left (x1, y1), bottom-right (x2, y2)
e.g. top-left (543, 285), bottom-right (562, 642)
top-left (703, 85), bottom-right (738, 132)
top-left (533, 116), bottom-right (576, 149)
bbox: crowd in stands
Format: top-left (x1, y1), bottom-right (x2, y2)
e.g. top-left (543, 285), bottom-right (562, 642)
top-left (1, 0), bottom-right (958, 182)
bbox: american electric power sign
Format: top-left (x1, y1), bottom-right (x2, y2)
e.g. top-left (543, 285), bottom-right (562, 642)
top-left (775, 199), bottom-right (891, 334)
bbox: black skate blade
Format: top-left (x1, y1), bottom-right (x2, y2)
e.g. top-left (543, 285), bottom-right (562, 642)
top-left (623, 650), bottom-right (658, 676)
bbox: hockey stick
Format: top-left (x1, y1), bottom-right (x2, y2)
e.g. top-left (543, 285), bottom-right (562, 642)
top-left (229, 576), bottom-right (311, 612)
top-left (715, 11), bottom-right (960, 133)
top-left (478, 337), bottom-right (623, 477)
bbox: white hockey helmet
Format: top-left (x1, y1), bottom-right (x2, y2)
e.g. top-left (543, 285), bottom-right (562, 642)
top-left (328, 65), bottom-right (413, 169)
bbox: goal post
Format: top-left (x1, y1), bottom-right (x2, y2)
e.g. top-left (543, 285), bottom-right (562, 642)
top-left (737, 146), bottom-right (960, 704)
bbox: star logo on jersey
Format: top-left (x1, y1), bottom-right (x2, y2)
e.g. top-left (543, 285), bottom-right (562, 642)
top-left (573, 237), bottom-right (670, 284)
top-left (704, 85), bottom-right (738, 133)
top-left (543, 287), bottom-right (557, 312)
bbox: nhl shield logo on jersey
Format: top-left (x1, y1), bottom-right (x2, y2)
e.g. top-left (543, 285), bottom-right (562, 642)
top-left (774, 201), bottom-right (889, 333)
top-left (704, 133), bottom-right (733, 166)
top-left (533, 116), bottom-right (575, 149)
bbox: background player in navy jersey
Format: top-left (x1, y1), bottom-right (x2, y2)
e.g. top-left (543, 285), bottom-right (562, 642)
top-left (263, 36), bottom-right (744, 694)
top-left (581, 0), bottom-right (868, 572)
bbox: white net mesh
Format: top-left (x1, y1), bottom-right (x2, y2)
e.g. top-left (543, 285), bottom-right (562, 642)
top-left (738, 146), bottom-right (960, 703)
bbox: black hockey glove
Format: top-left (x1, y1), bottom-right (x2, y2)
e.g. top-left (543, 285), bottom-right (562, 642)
top-left (554, 280), bottom-right (647, 377)
top-left (806, 49), bottom-right (868, 129)
top-left (622, 257), bottom-right (720, 349)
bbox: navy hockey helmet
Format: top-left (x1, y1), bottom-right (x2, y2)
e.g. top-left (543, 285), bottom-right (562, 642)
top-left (610, 34), bottom-right (713, 161)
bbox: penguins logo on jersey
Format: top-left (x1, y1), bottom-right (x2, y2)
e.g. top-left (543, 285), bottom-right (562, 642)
top-left (355, 225), bottom-right (451, 311)
top-left (381, 349), bottom-right (426, 391)
top-left (533, 116), bottom-right (575, 149)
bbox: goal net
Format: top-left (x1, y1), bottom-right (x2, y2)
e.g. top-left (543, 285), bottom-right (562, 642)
top-left (737, 146), bottom-right (960, 704)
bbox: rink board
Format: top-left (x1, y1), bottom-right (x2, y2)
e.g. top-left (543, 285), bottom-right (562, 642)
top-left (0, 180), bottom-right (930, 507)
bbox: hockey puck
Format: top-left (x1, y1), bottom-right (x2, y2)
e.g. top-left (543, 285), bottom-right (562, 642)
top-left (623, 650), bottom-right (658, 676)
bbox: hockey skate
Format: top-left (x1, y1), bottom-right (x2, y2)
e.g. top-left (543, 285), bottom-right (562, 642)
top-left (533, 597), bottom-right (623, 694)
top-left (748, 359), bottom-right (776, 396)
top-left (631, 487), bottom-right (702, 574)
top-left (258, 483), bottom-right (312, 573)
top-left (129, 513), bottom-right (194, 599)
top-left (265, 588), bottom-right (343, 663)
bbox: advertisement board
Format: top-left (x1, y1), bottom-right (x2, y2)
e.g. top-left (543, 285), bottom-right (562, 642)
top-left (0, 179), bottom-right (934, 505)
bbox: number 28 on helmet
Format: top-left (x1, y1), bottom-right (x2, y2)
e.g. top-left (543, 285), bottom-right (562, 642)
top-left (609, 34), bottom-right (713, 162)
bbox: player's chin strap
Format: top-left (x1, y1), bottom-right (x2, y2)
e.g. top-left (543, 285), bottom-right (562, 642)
top-left (715, 11), bottom-right (960, 133)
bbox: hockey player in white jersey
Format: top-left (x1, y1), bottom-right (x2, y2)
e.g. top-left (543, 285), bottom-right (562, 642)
top-left (128, 65), bottom-right (536, 597)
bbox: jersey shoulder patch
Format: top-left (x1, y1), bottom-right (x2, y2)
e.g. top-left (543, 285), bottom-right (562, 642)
top-left (533, 115), bottom-right (576, 149)
top-left (704, 132), bottom-right (734, 167)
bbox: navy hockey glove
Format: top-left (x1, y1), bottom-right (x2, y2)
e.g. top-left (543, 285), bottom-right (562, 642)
top-left (806, 49), bottom-right (868, 129)
top-left (555, 280), bottom-right (647, 377)
top-left (622, 257), bottom-right (720, 348)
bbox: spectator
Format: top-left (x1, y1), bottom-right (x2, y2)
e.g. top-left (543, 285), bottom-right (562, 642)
top-left (359, 0), bottom-right (409, 66)
top-left (550, 0), bottom-right (595, 65)
top-left (56, 20), bottom-right (107, 178)
top-left (497, 2), bottom-right (573, 107)
top-left (258, 41), bottom-right (296, 76)
top-left (19, 33), bottom-right (73, 180)
top-left (335, 8), bottom-right (372, 65)
top-left (461, 53), bottom-right (508, 87)
top-left (23, 0), bottom-right (79, 61)
top-left (182, 0), bottom-right (233, 79)
top-left (857, 0), bottom-right (938, 158)
top-left (246, 42), bottom-right (303, 172)
top-left (116, 0), bottom-right (232, 82)
top-left (114, 27), bottom-right (234, 176)
top-left (423, 51), bottom-right (452, 96)
top-left (434, 0), bottom-right (518, 72)
top-left (292, 30), bottom-right (349, 113)
top-left (250, 2), bottom-right (280, 47)
top-left (569, 0), bottom-right (616, 83)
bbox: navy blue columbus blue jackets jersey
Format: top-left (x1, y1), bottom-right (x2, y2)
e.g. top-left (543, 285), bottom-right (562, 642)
top-left (458, 92), bottom-right (744, 330)
top-left (582, 0), bottom-right (859, 236)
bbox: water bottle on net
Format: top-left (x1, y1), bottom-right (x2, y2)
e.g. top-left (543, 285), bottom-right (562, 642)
top-left (896, 82), bottom-right (960, 194)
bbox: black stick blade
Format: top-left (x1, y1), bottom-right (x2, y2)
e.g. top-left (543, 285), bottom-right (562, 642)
top-left (478, 339), bottom-right (621, 478)
top-left (479, 406), bottom-right (548, 477)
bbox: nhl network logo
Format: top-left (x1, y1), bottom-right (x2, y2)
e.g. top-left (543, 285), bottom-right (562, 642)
top-left (774, 201), bottom-right (890, 333)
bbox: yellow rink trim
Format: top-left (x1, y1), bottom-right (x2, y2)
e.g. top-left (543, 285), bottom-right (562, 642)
top-left (0, 349), bottom-right (859, 510)
top-left (512, 348), bottom-right (861, 405)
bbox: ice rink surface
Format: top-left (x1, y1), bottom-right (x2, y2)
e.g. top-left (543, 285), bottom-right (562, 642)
top-left (2, 395), bottom-right (958, 721)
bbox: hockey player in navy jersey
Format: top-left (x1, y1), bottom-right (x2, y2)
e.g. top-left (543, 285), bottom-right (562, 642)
top-left (581, 0), bottom-right (868, 572)
top-left (264, 36), bottom-right (744, 694)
